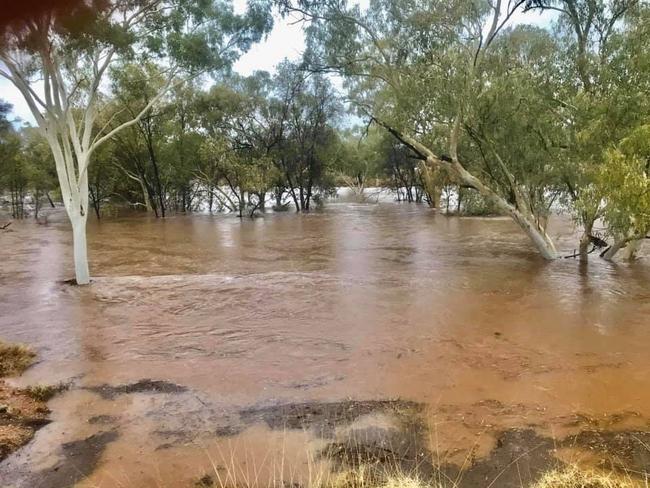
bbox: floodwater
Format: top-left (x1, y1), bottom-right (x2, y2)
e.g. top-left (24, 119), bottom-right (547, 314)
top-left (1, 200), bottom-right (649, 487)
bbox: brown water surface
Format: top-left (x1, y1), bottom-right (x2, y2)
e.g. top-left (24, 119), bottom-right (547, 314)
top-left (1, 202), bottom-right (649, 487)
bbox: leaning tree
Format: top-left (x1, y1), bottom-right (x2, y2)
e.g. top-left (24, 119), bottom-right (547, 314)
top-left (279, 0), bottom-right (566, 259)
top-left (0, 0), bottom-right (271, 284)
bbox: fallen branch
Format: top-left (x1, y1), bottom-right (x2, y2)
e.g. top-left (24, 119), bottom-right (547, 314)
top-left (0, 222), bottom-right (12, 230)
top-left (562, 246), bottom-right (598, 259)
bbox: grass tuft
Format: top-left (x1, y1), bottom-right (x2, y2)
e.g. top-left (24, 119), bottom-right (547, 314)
top-left (379, 474), bottom-right (437, 488)
top-left (193, 474), bottom-right (215, 487)
top-left (22, 382), bottom-right (69, 402)
top-left (191, 463), bottom-right (645, 488)
top-left (531, 465), bottom-right (636, 488)
top-left (0, 341), bottom-right (35, 377)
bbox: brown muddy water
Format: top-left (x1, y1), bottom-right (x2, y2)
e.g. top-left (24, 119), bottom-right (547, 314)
top-left (0, 202), bottom-right (649, 487)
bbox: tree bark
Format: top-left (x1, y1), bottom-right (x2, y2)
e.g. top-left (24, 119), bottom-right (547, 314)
top-left (72, 216), bottom-right (90, 285)
top-left (602, 240), bottom-right (627, 261)
top-left (622, 239), bottom-right (643, 260)
top-left (578, 220), bottom-right (594, 260)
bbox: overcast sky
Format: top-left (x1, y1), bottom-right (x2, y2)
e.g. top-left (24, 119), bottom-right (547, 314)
top-left (0, 2), bottom-right (556, 125)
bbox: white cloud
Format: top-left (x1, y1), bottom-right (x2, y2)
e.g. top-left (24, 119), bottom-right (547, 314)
top-left (0, 77), bottom-right (36, 125)
top-left (233, 12), bottom-right (306, 76)
top-left (511, 8), bottom-right (558, 28)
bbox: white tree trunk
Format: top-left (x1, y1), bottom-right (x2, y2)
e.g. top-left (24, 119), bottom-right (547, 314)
top-left (71, 216), bottom-right (90, 285)
top-left (512, 212), bottom-right (558, 260)
top-left (622, 238), bottom-right (643, 261)
top-left (602, 239), bottom-right (627, 261)
top-left (452, 159), bottom-right (558, 259)
top-left (603, 233), bottom-right (646, 261)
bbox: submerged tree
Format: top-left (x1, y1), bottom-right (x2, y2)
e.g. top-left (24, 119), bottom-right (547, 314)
top-left (280, 0), bottom-right (565, 258)
top-left (596, 126), bottom-right (650, 260)
top-left (278, 0), bottom-right (650, 259)
top-left (528, 0), bottom-right (642, 258)
top-left (0, 0), bottom-right (271, 284)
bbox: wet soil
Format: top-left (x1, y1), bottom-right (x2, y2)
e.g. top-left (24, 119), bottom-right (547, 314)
top-left (26, 430), bottom-right (118, 488)
top-left (239, 399), bottom-right (424, 436)
top-left (193, 399), bottom-right (650, 487)
top-left (565, 430), bottom-right (650, 474)
top-left (85, 378), bottom-right (188, 400)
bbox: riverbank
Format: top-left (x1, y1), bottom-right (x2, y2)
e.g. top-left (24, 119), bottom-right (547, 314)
top-left (0, 341), bottom-right (52, 461)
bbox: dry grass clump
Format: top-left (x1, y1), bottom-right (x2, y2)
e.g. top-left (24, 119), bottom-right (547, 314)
top-left (22, 382), bottom-right (69, 402)
top-left (0, 341), bottom-right (35, 377)
top-left (191, 464), bottom-right (647, 488)
top-left (530, 465), bottom-right (637, 488)
top-left (193, 474), bottom-right (217, 488)
top-left (321, 465), bottom-right (444, 488)
top-left (375, 474), bottom-right (437, 488)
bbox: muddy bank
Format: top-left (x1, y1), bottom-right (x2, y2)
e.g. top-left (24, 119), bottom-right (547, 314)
top-left (239, 399), bottom-right (424, 436)
top-left (26, 430), bottom-right (118, 488)
top-left (85, 378), bottom-right (188, 400)
top-left (193, 398), bottom-right (650, 488)
top-left (3, 378), bottom-right (650, 487)
top-left (254, 401), bottom-right (650, 487)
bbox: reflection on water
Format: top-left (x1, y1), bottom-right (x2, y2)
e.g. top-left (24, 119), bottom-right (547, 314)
top-left (0, 202), bottom-right (649, 487)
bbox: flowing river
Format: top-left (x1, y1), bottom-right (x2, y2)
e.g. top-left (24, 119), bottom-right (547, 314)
top-left (1, 200), bottom-right (649, 487)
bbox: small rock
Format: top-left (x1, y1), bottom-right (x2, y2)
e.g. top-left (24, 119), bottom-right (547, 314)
top-left (0, 404), bottom-right (8, 413)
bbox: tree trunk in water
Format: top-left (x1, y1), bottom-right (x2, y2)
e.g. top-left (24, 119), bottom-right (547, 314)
top-left (512, 213), bottom-right (558, 260)
top-left (578, 221), bottom-right (594, 260)
top-left (602, 240), bottom-right (627, 261)
top-left (34, 190), bottom-right (41, 219)
top-left (448, 158), bottom-right (558, 259)
top-left (375, 118), bottom-right (559, 259)
top-left (141, 180), bottom-right (153, 213)
top-left (238, 190), bottom-right (245, 218)
top-left (72, 216), bottom-right (90, 285)
top-left (622, 239), bottom-right (643, 260)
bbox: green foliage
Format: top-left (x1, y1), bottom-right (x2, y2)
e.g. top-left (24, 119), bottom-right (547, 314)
top-left (596, 127), bottom-right (650, 242)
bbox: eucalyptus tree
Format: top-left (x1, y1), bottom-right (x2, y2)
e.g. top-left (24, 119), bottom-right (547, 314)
top-left (21, 128), bottom-right (59, 218)
top-left (528, 0), bottom-right (643, 258)
top-left (280, 0), bottom-right (572, 258)
top-left (274, 63), bottom-right (341, 211)
top-left (0, 0), bottom-right (271, 284)
top-left (0, 108), bottom-right (26, 219)
top-left (111, 63), bottom-right (172, 217)
top-left (334, 127), bottom-right (384, 200)
top-left (195, 75), bottom-right (277, 215)
top-left (167, 82), bottom-right (205, 212)
top-left (596, 126), bottom-right (650, 260)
